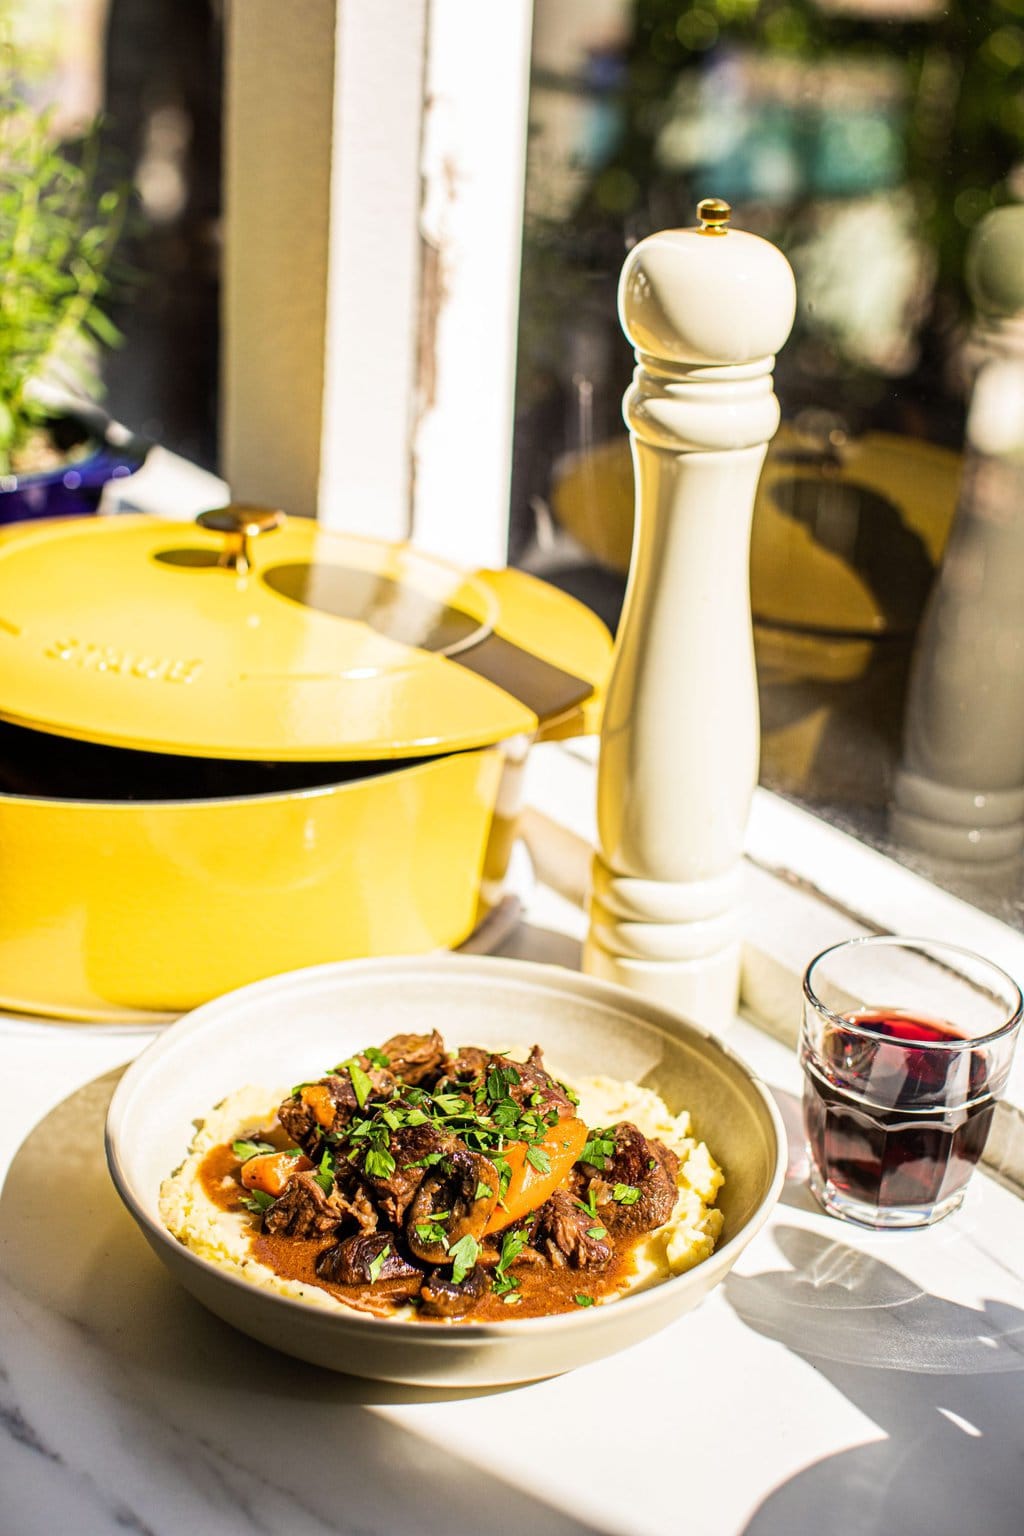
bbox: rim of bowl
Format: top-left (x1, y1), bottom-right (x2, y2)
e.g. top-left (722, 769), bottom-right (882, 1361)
top-left (105, 954), bottom-right (787, 1342)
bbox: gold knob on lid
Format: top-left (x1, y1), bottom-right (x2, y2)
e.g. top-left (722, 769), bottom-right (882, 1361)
top-left (696, 197), bottom-right (731, 235)
top-left (196, 504), bottom-right (286, 575)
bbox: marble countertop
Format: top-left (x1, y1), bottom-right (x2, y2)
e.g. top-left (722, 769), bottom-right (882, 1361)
top-left (3, 738), bottom-right (1024, 1536)
top-left (3, 956), bottom-right (1024, 1536)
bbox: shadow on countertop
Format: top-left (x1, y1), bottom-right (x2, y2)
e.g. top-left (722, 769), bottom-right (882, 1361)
top-left (726, 1223), bottom-right (1024, 1536)
top-left (0, 1069), bottom-right (613, 1536)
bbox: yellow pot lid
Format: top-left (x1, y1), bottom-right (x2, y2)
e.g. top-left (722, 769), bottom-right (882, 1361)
top-left (0, 512), bottom-right (611, 760)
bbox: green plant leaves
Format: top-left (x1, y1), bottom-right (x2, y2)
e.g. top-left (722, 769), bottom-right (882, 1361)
top-left (0, 88), bottom-right (128, 474)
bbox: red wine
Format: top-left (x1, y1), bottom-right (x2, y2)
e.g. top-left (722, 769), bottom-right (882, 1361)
top-left (802, 1009), bottom-right (995, 1212)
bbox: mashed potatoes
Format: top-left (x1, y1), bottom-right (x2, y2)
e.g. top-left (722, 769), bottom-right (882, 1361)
top-left (160, 1071), bottom-right (724, 1316)
top-left (162, 1085), bottom-right (350, 1315)
top-left (570, 1075), bottom-right (724, 1285)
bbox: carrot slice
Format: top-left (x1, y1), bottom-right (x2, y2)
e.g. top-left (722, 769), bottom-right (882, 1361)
top-left (484, 1116), bottom-right (589, 1234)
top-left (240, 1150), bottom-right (313, 1196)
top-left (300, 1083), bottom-right (338, 1131)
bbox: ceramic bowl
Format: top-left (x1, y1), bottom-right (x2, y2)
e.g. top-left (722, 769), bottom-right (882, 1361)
top-left (106, 955), bottom-right (785, 1387)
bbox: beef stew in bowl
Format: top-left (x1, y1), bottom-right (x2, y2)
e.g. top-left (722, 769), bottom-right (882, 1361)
top-left (106, 956), bottom-right (784, 1386)
top-left (161, 1030), bottom-right (724, 1324)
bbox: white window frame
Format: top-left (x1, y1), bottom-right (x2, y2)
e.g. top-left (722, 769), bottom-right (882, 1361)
top-left (222, 0), bottom-right (531, 566)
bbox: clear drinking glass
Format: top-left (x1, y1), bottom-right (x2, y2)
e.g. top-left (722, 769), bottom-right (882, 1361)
top-left (800, 935), bottom-right (1023, 1229)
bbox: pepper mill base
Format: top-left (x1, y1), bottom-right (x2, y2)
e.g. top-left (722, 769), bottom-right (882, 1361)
top-left (584, 844), bottom-right (745, 1031)
top-left (582, 935), bottom-right (741, 1031)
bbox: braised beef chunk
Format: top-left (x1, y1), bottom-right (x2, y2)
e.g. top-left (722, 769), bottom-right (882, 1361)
top-left (405, 1147), bottom-right (499, 1262)
top-left (444, 1046), bottom-right (490, 1086)
top-left (262, 1170), bottom-right (347, 1238)
top-left (486, 1044), bottom-right (575, 1120)
top-left (420, 1264), bottom-right (489, 1318)
top-left (380, 1030), bottom-right (447, 1088)
top-left (354, 1123), bottom-right (455, 1226)
top-left (316, 1233), bottom-right (422, 1294)
top-left (278, 1076), bottom-right (344, 1150)
top-left (278, 1068), bottom-right (395, 1151)
top-left (577, 1121), bottom-right (680, 1236)
top-left (532, 1190), bottom-right (612, 1269)
top-left (332, 1164), bottom-right (380, 1235)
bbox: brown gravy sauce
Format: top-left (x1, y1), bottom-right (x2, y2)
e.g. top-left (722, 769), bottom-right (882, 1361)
top-left (198, 1141), bottom-right (645, 1322)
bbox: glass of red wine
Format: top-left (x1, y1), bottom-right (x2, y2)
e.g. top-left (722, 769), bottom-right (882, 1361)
top-left (801, 936), bottom-right (1022, 1229)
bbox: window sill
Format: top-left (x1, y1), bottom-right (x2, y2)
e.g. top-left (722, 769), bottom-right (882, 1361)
top-left (519, 739), bottom-right (1024, 1197)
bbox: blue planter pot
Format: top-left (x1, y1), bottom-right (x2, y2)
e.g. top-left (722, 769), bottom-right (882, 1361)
top-left (0, 414), bottom-right (148, 526)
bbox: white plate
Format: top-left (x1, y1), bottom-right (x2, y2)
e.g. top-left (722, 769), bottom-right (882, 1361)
top-left (106, 954), bottom-right (785, 1387)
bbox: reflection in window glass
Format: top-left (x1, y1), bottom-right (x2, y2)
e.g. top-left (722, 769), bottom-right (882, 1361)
top-left (512, 0), bottom-right (1024, 930)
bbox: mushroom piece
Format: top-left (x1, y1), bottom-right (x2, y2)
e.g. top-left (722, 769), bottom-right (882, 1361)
top-left (405, 1147), bottom-right (499, 1263)
top-left (315, 1233), bottom-right (423, 1299)
top-left (420, 1264), bottom-right (489, 1319)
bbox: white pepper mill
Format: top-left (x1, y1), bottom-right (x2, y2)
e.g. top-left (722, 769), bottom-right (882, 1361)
top-left (583, 199), bottom-right (796, 1029)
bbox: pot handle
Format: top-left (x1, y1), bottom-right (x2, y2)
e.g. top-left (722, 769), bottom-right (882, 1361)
top-left (471, 566), bottom-right (611, 741)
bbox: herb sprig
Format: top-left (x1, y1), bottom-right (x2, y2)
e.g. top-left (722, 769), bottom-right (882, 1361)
top-left (491, 1226), bottom-right (529, 1298)
top-left (232, 1138), bottom-right (275, 1161)
top-left (239, 1189), bottom-right (276, 1217)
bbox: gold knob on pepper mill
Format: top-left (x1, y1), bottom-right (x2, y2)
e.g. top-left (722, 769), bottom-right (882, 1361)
top-left (196, 504), bottom-right (286, 575)
top-left (696, 197), bottom-right (731, 235)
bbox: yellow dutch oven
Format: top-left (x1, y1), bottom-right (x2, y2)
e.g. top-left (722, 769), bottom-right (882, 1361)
top-left (0, 509), bottom-right (611, 1020)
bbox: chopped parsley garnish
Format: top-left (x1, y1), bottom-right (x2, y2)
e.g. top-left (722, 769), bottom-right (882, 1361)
top-left (502, 1293), bottom-right (523, 1306)
top-left (433, 1091), bottom-right (471, 1116)
top-left (314, 1149), bottom-right (335, 1194)
top-left (492, 1153), bottom-right (514, 1199)
top-left (367, 1244), bottom-right (391, 1283)
top-left (575, 1188), bottom-right (600, 1220)
top-left (232, 1138), bottom-right (275, 1161)
top-left (587, 1226), bottom-right (607, 1240)
top-left (475, 1181), bottom-right (494, 1201)
top-left (574, 1294), bottom-right (595, 1308)
top-left (364, 1146), bottom-right (397, 1180)
top-left (580, 1131), bottom-right (616, 1169)
top-left (414, 1218), bottom-right (450, 1249)
top-left (239, 1189), bottom-right (275, 1216)
top-left (525, 1145), bottom-right (551, 1176)
top-left (345, 1060), bottom-right (373, 1109)
top-left (486, 1064), bottom-right (521, 1102)
top-left (448, 1234), bottom-right (480, 1285)
top-left (490, 1225), bottom-right (529, 1297)
top-left (364, 1047), bottom-right (391, 1069)
top-left (612, 1183), bottom-right (640, 1206)
top-left (491, 1098), bottom-right (520, 1129)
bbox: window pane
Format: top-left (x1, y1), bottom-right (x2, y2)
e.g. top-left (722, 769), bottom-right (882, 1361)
top-left (3, 0), bottom-right (222, 469)
top-left (512, 0), bottom-right (1024, 931)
